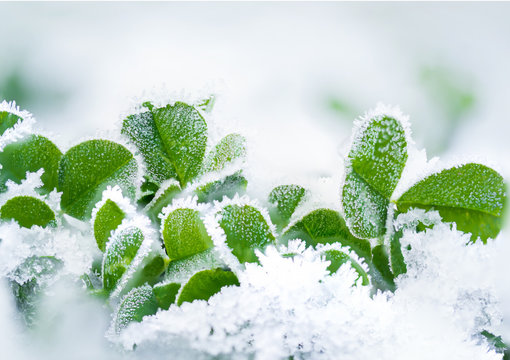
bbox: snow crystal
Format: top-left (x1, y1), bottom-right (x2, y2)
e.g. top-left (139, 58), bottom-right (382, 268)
top-left (0, 100), bottom-right (36, 151)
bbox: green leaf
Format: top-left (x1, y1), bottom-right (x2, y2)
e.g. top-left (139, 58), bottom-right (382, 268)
top-left (0, 110), bottom-right (22, 135)
top-left (389, 229), bottom-right (407, 277)
top-left (153, 282), bottom-right (181, 310)
top-left (323, 249), bottom-right (369, 285)
top-left (162, 208), bottom-right (213, 261)
top-left (57, 140), bottom-right (137, 220)
top-left (0, 196), bottom-right (55, 228)
top-left (268, 184), bottom-right (306, 230)
top-left (145, 180), bottom-right (181, 223)
top-left (177, 268), bottom-right (239, 305)
top-left (218, 204), bottom-right (275, 264)
top-left (123, 103), bottom-right (207, 187)
top-left (202, 133), bottom-right (246, 174)
top-left (0, 135), bottom-right (62, 193)
top-left (342, 115), bottom-right (408, 238)
top-left (282, 209), bottom-right (371, 260)
top-left (93, 199), bottom-right (125, 252)
top-left (195, 171), bottom-right (247, 203)
top-left (102, 226), bottom-right (144, 293)
top-left (114, 284), bottom-right (158, 333)
top-left (122, 111), bottom-right (177, 184)
top-left (371, 244), bottom-right (396, 292)
top-left (481, 330), bottom-right (510, 359)
top-left (396, 163), bottom-right (506, 242)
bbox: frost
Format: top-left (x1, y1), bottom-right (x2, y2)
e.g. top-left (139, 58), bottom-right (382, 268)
top-left (0, 100), bottom-right (36, 151)
top-left (91, 185), bottom-right (137, 227)
top-left (115, 227), bottom-right (502, 360)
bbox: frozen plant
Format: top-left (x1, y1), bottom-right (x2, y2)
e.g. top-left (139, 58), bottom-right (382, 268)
top-left (0, 98), bottom-right (507, 359)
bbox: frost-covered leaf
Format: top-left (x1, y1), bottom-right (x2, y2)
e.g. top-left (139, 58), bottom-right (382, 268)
top-left (323, 249), bottom-right (369, 285)
top-left (196, 95), bottom-right (216, 113)
top-left (114, 284), bottom-right (158, 334)
top-left (0, 109), bottom-right (22, 135)
top-left (480, 330), bottom-right (510, 359)
top-left (93, 199), bottom-right (125, 252)
top-left (396, 163), bottom-right (506, 242)
top-left (161, 208), bottom-right (213, 261)
top-left (202, 133), bottom-right (246, 174)
top-left (268, 184), bottom-right (306, 230)
top-left (195, 171), bottom-right (247, 203)
top-left (164, 248), bottom-right (224, 284)
top-left (177, 268), bottom-right (239, 305)
top-left (153, 282), bottom-right (181, 310)
top-left (282, 209), bottom-right (371, 260)
top-left (0, 134), bottom-right (62, 193)
top-left (122, 111), bottom-right (177, 184)
top-left (389, 229), bottom-right (407, 277)
top-left (218, 204), bottom-right (275, 264)
top-left (342, 115), bottom-right (408, 239)
top-left (371, 244), bottom-right (395, 292)
top-left (57, 140), bottom-right (137, 220)
top-left (145, 180), bottom-right (181, 222)
top-left (0, 195), bottom-right (55, 228)
top-left (10, 256), bottom-right (63, 326)
top-left (123, 103), bottom-right (207, 187)
top-left (102, 226), bottom-right (144, 293)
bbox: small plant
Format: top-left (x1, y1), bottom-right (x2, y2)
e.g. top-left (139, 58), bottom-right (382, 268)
top-left (0, 98), bottom-right (507, 357)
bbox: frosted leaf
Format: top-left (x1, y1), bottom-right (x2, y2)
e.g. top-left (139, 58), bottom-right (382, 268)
top-left (0, 134), bottom-right (62, 194)
top-left (194, 171), bottom-right (248, 204)
top-left (177, 268), bottom-right (239, 305)
top-left (123, 102), bottom-right (207, 187)
top-left (164, 248), bottom-right (225, 285)
top-left (113, 284), bottom-right (158, 334)
top-left (396, 163), bottom-right (506, 242)
top-left (213, 195), bottom-right (275, 264)
top-left (91, 186), bottom-right (137, 252)
top-left (161, 209), bottom-right (213, 261)
top-left (282, 208), bottom-right (372, 260)
top-left (201, 133), bottom-right (247, 174)
top-left (102, 226), bottom-right (144, 293)
top-left (153, 282), bottom-right (181, 310)
top-left (145, 179), bottom-right (181, 222)
top-left (0, 100), bottom-right (36, 151)
top-left (0, 196), bottom-right (56, 229)
top-left (58, 139), bottom-right (138, 220)
top-left (268, 184), bottom-right (306, 231)
top-left (107, 216), bottom-right (163, 300)
top-left (341, 104), bottom-right (409, 239)
top-left (319, 246), bottom-right (369, 286)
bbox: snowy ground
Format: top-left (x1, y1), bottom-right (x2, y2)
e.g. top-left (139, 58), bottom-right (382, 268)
top-left (0, 3), bottom-right (509, 359)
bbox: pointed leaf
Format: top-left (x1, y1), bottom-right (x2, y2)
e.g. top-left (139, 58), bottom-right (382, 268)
top-left (162, 208), bottom-right (213, 261)
top-left (57, 140), bottom-right (137, 220)
top-left (342, 115), bottom-right (408, 238)
top-left (177, 268), bottom-right (239, 305)
top-left (93, 199), bottom-right (125, 252)
top-left (0, 196), bottom-right (55, 228)
top-left (218, 204), bottom-right (275, 264)
top-left (0, 135), bottom-right (62, 193)
top-left (396, 163), bottom-right (506, 242)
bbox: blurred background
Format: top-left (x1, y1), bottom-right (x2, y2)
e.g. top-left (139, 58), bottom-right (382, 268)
top-left (1, 2), bottom-right (510, 356)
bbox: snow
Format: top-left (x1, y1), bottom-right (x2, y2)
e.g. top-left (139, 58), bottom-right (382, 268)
top-left (0, 101), bottom-right (36, 151)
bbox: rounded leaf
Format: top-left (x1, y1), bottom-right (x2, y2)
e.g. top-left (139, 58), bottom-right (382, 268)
top-left (93, 199), bottom-right (125, 252)
top-left (177, 268), bottom-right (239, 305)
top-left (0, 135), bottom-right (62, 193)
top-left (202, 133), bottom-right (246, 174)
top-left (396, 163), bottom-right (506, 242)
top-left (57, 139), bottom-right (137, 220)
top-left (0, 196), bottom-right (55, 228)
top-left (323, 249), bottom-right (369, 285)
top-left (218, 204), bottom-right (275, 264)
top-left (162, 208), bottom-right (213, 261)
top-left (268, 184), bottom-right (306, 230)
top-left (342, 115), bottom-right (408, 238)
top-left (114, 284), bottom-right (158, 333)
